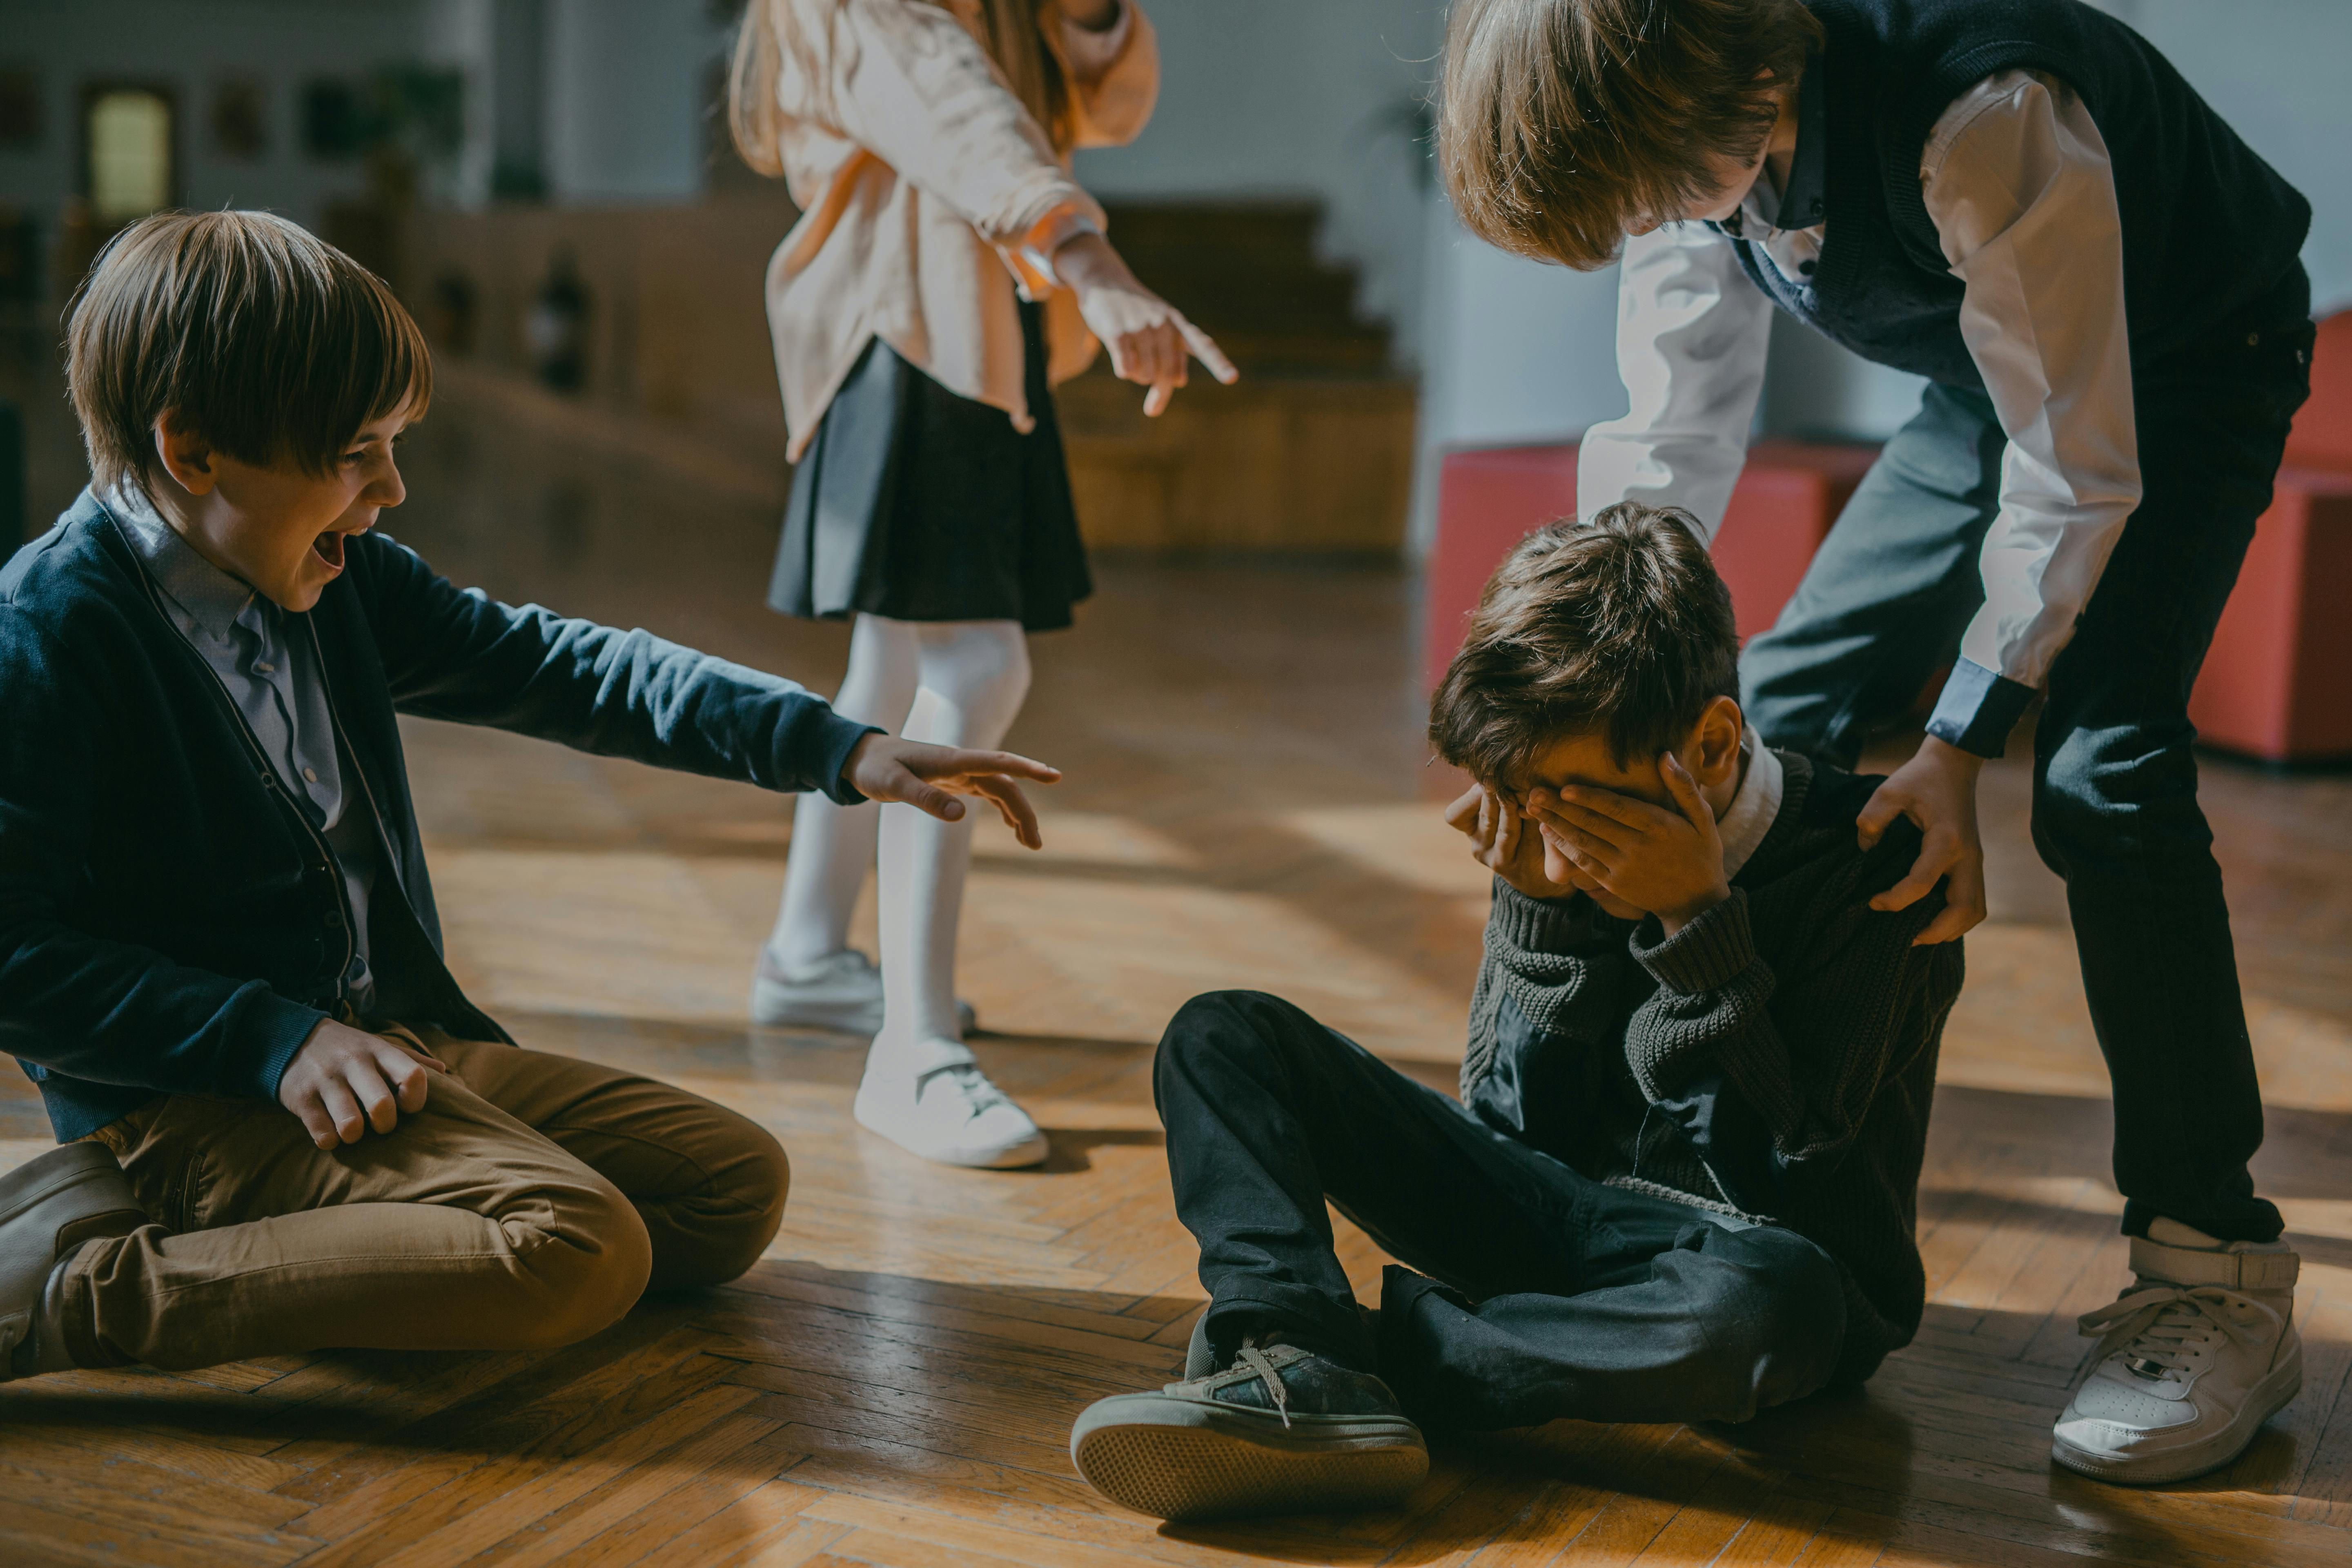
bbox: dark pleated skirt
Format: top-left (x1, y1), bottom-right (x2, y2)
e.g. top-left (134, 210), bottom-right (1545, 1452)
top-left (768, 300), bottom-right (1092, 633)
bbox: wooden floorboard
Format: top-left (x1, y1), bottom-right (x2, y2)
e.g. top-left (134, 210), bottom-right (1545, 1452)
top-left (5, 360), bottom-right (2352, 1565)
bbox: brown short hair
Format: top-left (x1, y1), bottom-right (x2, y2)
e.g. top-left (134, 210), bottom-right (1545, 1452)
top-left (1439, 0), bottom-right (1822, 270)
top-left (65, 210), bottom-right (432, 494)
top-left (1430, 503), bottom-right (1740, 782)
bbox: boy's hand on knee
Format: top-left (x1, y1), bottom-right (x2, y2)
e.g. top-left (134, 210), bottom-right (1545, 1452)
top-left (279, 1020), bottom-right (446, 1150)
top-left (1857, 737), bottom-right (1987, 945)
top-left (844, 734), bottom-right (1062, 850)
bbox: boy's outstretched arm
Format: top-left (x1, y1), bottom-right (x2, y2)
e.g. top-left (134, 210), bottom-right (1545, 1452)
top-left (357, 532), bottom-right (1056, 834)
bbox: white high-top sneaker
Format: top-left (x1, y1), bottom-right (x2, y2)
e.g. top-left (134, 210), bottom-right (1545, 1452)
top-left (751, 950), bottom-right (976, 1037)
top-left (2051, 1218), bottom-right (2302, 1485)
top-left (853, 1036), bottom-right (1048, 1169)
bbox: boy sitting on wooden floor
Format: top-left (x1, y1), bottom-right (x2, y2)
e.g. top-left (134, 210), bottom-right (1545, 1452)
top-left (0, 210), bottom-right (1056, 1381)
top-left (1070, 505), bottom-right (1964, 1521)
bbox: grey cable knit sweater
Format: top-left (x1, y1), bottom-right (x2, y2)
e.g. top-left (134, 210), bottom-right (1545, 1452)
top-left (1461, 750), bottom-right (1965, 1383)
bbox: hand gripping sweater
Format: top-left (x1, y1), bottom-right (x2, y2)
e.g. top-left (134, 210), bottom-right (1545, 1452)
top-left (1461, 751), bottom-right (1965, 1384)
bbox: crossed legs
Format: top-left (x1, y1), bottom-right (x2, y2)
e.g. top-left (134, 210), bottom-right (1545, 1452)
top-left (57, 1035), bottom-right (786, 1370)
top-left (1157, 991), bottom-right (1847, 1430)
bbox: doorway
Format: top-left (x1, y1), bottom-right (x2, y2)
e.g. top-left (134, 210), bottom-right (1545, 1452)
top-left (82, 84), bottom-right (178, 230)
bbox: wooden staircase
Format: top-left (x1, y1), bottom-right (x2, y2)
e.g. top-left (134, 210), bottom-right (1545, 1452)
top-left (1056, 200), bottom-right (1416, 555)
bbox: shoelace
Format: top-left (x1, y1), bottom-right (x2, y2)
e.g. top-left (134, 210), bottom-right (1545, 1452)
top-left (2077, 1283), bottom-right (2282, 1382)
top-left (1233, 1340), bottom-right (1292, 1429)
top-left (917, 1062), bottom-right (1012, 1116)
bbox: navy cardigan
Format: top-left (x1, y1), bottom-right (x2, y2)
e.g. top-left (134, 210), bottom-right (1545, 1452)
top-left (0, 490), bottom-right (876, 1139)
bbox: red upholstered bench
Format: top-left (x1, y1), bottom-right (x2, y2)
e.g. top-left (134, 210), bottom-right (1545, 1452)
top-left (1423, 439), bottom-right (1878, 692)
top-left (2187, 313), bottom-right (2352, 764)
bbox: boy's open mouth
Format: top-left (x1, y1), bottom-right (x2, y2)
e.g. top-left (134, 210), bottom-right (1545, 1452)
top-left (311, 530), bottom-right (349, 572)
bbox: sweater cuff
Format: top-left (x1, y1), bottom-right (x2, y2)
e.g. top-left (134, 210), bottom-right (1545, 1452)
top-left (1486, 881), bottom-right (1619, 955)
top-left (249, 992), bottom-right (332, 1101)
top-left (813, 715), bottom-right (887, 806)
top-left (1629, 890), bottom-right (1758, 996)
top-left (1925, 658), bottom-right (2036, 759)
top-left (1020, 205), bottom-right (1104, 289)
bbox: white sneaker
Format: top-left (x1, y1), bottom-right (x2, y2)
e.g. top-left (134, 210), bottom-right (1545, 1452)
top-left (2051, 1218), bottom-right (2302, 1485)
top-left (750, 950), bottom-right (976, 1036)
top-left (853, 1038), bottom-right (1049, 1169)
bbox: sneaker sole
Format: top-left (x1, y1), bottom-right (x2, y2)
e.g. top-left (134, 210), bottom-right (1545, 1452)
top-left (2051, 1343), bottom-right (2304, 1486)
top-left (1071, 1395), bottom-right (1427, 1522)
top-left (851, 1091), bottom-right (1049, 1170)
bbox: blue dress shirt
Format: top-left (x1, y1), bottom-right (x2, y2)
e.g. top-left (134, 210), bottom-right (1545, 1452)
top-left (111, 486), bottom-right (381, 1012)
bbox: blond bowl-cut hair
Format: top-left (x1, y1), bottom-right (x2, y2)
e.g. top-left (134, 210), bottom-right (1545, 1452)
top-left (1439, 0), bottom-right (1822, 270)
top-left (65, 209), bottom-right (432, 495)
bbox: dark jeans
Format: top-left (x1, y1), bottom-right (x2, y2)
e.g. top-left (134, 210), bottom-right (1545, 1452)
top-left (1157, 991), bottom-right (1847, 1431)
top-left (1742, 275), bottom-right (2316, 1245)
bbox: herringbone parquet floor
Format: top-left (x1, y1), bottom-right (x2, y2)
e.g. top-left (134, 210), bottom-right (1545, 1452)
top-left (4, 368), bottom-right (2351, 1566)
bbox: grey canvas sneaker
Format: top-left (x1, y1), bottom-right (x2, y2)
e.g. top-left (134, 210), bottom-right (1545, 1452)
top-left (1071, 1334), bottom-right (1427, 1522)
top-left (749, 949), bottom-right (976, 1036)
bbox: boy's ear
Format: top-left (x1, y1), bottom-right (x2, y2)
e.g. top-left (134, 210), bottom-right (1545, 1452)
top-left (152, 409), bottom-right (219, 497)
top-left (1686, 695), bottom-right (1745, 789)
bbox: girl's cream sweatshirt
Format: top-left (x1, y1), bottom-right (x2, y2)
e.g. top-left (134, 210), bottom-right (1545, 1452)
top-left (755, 0), bottom-right (1158, 459)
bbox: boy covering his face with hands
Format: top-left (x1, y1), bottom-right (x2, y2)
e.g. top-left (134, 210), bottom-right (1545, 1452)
top-left (1069, 504), bottom-right (1963, 1524)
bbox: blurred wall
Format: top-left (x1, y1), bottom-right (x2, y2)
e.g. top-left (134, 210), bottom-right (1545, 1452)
top-left (0, 0), bottom-right (441, 252)
top-left (540, 0), bottom-right (715, 205)
top-left (1074, 0), bottom-right (1446, 368)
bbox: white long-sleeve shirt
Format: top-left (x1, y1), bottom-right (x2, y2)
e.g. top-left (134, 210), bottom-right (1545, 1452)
top-left (1579, 70), bottom-right (2140, 756)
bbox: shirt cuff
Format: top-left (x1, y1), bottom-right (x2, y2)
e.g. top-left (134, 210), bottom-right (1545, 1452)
top-left (1925, 658), bottom-right (2038, 759)
top-left (1628, 890), bottom-right (1757, 996)
top-left (1016, 205), bottom-right (1103, 291)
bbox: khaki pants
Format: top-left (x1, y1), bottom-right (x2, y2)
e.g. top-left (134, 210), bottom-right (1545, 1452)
top-left (60, 1033), bottom-right (788, 1371)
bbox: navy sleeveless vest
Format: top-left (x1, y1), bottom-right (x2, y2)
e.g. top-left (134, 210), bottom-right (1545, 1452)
top-left (1718, 0), bottom-right (2310, 388)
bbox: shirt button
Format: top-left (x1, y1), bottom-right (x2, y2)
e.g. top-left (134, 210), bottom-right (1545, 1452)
top-left (303, 768), bottom-right (319, 783)
top-left (256, 661), bottom-right (275, 673)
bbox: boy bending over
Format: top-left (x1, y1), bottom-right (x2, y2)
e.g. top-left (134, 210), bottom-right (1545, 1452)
top-left (0, 211), bottom-right (1054, 1380)
top-left (1071, 506), bottom-right (1962, 1522)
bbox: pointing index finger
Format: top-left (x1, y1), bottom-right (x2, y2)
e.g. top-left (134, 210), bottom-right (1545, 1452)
top-left (1179, 318), bottom-right (1240, 385)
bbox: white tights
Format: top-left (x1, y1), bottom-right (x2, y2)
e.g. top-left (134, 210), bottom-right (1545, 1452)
top-left (766, 613), bottom-right (1032, 1056)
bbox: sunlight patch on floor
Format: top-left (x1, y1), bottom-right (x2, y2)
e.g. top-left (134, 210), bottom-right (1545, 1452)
top-left (1937, 922), bottom-right (2352, 1114)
